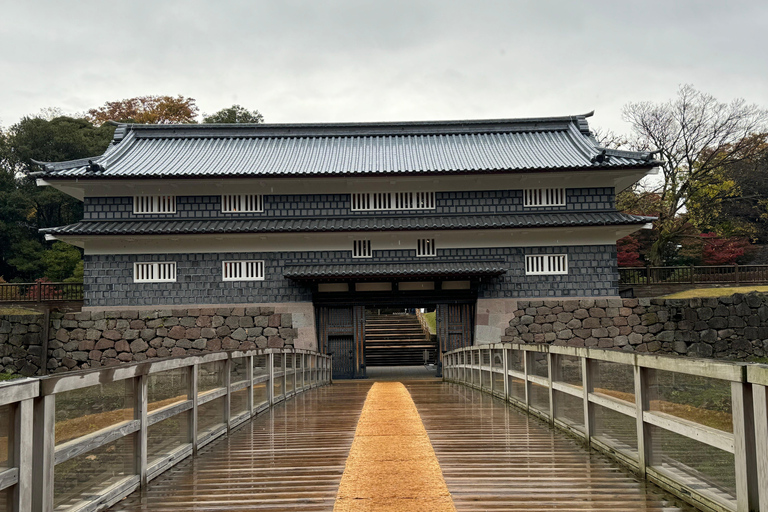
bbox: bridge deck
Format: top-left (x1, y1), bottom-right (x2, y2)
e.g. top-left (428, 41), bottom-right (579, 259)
top-left (109, 381), bottom-right (692, 512)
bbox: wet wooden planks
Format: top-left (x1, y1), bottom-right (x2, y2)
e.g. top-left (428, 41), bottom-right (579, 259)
top-left (110, 382), bottom-right (372, 512)
top-left (408, 382), bottom-right (695, 512)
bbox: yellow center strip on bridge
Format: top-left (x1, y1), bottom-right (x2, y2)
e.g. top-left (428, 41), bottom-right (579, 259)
top-left (333, 382), bottom-right (456, 512)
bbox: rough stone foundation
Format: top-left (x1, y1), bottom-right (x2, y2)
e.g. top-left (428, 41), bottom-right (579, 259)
top-left (502, 293), bottom-right (768, 359)
top-left (1, 304), bottom-right (316, 376)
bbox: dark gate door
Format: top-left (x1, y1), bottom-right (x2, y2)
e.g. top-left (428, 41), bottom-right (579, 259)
top-left (316, 305), bottom-right (365, 379)
top-left (328, 336), bottom-right (354, 379)
top-left (436, 303), bottom-right (474, 363)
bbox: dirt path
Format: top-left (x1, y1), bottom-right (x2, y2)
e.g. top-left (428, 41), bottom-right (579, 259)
top-left (333, 382), bottom-right (456, 512)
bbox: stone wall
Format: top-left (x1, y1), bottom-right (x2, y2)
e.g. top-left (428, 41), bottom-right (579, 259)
top-left (501, 293), bottom-right (768, 359)
top-left (0, 314), bottom-right (45, 376)
top-left (1, 303), bottom-right (316, 376)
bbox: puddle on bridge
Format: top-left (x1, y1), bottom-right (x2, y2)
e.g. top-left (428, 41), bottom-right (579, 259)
top-left (108, 381), bottom-right (697, 512)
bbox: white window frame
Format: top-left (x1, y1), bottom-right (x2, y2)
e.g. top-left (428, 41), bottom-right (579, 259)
top-left (525, 254), bottom-right (568, 275)
top-left (416, 238), bottom-right (437, 257)
top-left (134, 262), bottom-right (177, 283)
top-left (523, 188), bottom-right (566, 207)
top-left (221, 194), bottom-right (264, 213)
top-left (133, 195), bottom-right (176, 214)
top-left (353, 240), bottom-right (372, 258)
top-left (222, 260), bottom-right (265, 281)
top-left (351, 191), bottom-right (435, 211)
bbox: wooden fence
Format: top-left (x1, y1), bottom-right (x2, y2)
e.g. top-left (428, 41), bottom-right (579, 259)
top-left (0, 347), bottom-right (331, 512)
top-left (619, 265), bottom-right (768, 286)
top-left (0, 283), bottom-right (83, 303)
top-left (444, 344), bottom-right (768, 512)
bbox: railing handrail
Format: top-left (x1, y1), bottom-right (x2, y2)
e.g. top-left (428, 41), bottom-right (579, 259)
top-left (443, 343), bottom-right (767, 512)
top-left (0, 281), bottom-right (84, 303)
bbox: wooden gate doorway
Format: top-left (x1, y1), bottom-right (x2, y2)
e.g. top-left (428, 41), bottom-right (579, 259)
top-left (316, 300), bottom-right (475, 379)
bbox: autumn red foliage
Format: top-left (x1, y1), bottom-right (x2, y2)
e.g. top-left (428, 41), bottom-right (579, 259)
top-left (700, 233), bottom-right (750, 265)
top-left (617, 235), bottom-right (644, 267)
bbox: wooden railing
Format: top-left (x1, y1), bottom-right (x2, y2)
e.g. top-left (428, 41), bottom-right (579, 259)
top-left (0, 282), bottom-right (84, 303)
top-left (0, 347), bottom-right (331, 512)
top-left (444, 344), bottom-right (768, 512)
top-left (619, 265), bottom-right (768, 286)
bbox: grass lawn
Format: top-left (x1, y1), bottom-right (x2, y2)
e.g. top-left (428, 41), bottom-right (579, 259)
top-left (0, 306), bottom-right (41, 315)
top-left (662, 286), bottom-right (768, 299)
top-left (423, 311), bottom-right (436, 334)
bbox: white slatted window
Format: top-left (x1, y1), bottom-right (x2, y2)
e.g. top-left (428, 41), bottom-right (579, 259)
top-left (523, 188), bottom-right (566, 207)
top-left (351, 191), bottom-right (435, 211)
top-left (353, 240), bottom-right (372, 258)
top-left (134, 262), bottom-right (177, 283)
top-left (222, 260), bottom-right (265, 281)
top-left (133, 195), bottom-right (176, 214)
top-left (525, 255), bottom-right (568, 275)
top-left (416, 238), bottom-right (437, 257)
top-left (221, 194), bottom-right (263, 213)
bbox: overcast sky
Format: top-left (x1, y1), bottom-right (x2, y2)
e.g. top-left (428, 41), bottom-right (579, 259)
top-left (1, 0), bottom-right (766, 135)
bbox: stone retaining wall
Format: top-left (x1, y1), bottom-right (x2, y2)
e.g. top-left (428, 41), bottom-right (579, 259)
top-left (1, 303), bottom-right (316, 376)
top-left (0, 314), bottom-right (45, 376)
top-left (502, 293), bottom-right (768, 359)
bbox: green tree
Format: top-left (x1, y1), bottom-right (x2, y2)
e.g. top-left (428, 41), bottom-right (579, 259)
top-left (622, 85), bottom-right (768, 265)
top-left (203, 104), bottom-right (264, 124)
top-left (0, 116), bottom-right (113, 280)
top-left (85, 95), bottom-right (199, 125)
top-left (42, 241), bottom-right (82, 281)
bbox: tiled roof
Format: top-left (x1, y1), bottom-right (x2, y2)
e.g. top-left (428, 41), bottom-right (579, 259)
top-left (41, 212), bottom-right (653, 236)
top-left (36, 115), bottom-right (659, 179)
top-left (284, 261), bottom-right (508, 280)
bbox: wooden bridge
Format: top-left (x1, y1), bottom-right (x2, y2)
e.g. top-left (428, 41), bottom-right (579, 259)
top-left (2, 346), bottom-right (768, 512)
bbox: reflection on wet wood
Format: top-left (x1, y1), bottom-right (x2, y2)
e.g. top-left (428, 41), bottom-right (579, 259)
top-left (408, 382), bottom-right (696, 512)
top-left (110, 382), bottom-right (372, 511)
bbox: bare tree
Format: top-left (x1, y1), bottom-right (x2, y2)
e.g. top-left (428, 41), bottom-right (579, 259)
top-left (622, 85), bottom-right (768, 264)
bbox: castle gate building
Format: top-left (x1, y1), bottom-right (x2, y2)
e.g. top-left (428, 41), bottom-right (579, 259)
top-left (37, 114), bottom-right (657, 378)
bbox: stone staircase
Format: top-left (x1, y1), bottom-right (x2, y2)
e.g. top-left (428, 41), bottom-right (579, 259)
top-left (364, 313), bottom-right (436, 366)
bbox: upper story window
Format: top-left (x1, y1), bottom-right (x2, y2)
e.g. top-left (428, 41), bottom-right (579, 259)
top-left (416, 238), bottom-right (436, 257)
top-left (134, 262), bottom-right (176, 283)
top-left (353, 240), bottom-right (372, 258)
top-left (523, 188), bottom-right (565, 207)
top-left (222, 260), bottom-right (265, 281)
top-left (222, 194), bottom-right (263, 213)
top-left (525, 254), bottom-right (568, 275)
top-left (134, 195), bottom-right (176, 214)
top-left (351, 191), bottom-right (435, 211)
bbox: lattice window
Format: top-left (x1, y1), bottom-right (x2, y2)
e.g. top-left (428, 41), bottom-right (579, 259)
top-left (353, 240), bottom-right (372, 258)
top-left (134, 262), bottom-right (177, 283)
top-left (222, 260), bottom-right (265, 281)
top-left (351, 191), bottom-right (435, 211)
top-left (416, 238), bottom-right (436, 257)
top-left (133, 195), bottom-right (176, 214)
top-left (525, 255), bottom-right (568, 275)
top-left (221, 194), bottom-right (263, 213)
top-left (523, 188), bottom-right (566, 207)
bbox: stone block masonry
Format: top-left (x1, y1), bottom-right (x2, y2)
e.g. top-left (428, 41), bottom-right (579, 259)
top-left (502, 293), bottom-right (768, 360)
top-left (0, 303), bottom-right (315, 375)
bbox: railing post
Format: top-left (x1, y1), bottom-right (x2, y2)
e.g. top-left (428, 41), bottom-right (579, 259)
top-left (645, 264), bottom-right (651, 285)
top-left (731, 381), bottom-right (758, 512)
top-left (735, 263), bottom-right (740, 285)
top-left (14, 398), bottom-right (33, 512)
top-left (581, 357), bottom-right (593, 444)
top-left (137, 374), bottom-right (148, 488)
top-left (247, 355), bottom-right (254, 417)
top-left (547, 352), bottom-right (556, 423)
top-left (753, 384), bottom-right (768, 512)
top-left (523, 350), bottom-right (531, 409)
top-left (503, 348), bottom-right (509, 400)
top-left (224, 357), bottom-right (232, 432)
top-left (690, 264), bottom-right (695, 284)
top-left (268, 352), bottom-right (275, 405)
top-left (633, 364), bottom-right (650, 478)
top-left (190, 364), bottom-right (199, 456)
top-left (32, 394), bottom-right (55, 512)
